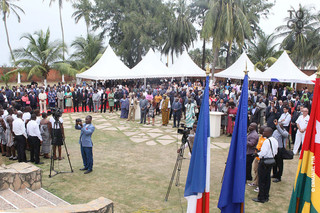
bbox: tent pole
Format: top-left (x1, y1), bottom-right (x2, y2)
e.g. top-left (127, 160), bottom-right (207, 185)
top-left (144, 78), bottom-right (146, 89)
top-left (96, 80), bottom-right (98, 89)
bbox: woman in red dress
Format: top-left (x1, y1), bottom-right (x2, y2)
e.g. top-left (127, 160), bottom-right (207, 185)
top-left (227, 102), bottom-right (238, 136)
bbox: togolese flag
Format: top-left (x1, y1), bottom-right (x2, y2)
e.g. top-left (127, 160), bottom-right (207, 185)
top-left (288, 76), bottom-right (320, 212)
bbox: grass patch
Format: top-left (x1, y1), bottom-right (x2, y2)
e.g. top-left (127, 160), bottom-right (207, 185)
top-left (1, 113), bottom-right (299, 212)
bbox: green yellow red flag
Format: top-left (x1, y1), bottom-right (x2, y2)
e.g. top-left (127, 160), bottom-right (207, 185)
top-left (288, 76), bottom-right (320, 213)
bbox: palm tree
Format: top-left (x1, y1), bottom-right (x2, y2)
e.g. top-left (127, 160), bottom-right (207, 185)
top-left (11, 29), bottom-right (77, 87)
top-left (69, 33), bottom-right (104, 72)
top-left (162, 0), bottom-right (197, 64)
top-left (47, 0), bottom-right (69, 81)
top-left (189, 0), bottom-right (210, 69)
top-left (72, 0), bottom-right (92, 35)
top-left (1, 0), bottom-right (24, 83)
top-left (275, 5), bottom-right (320, 68)
top-left (248, 33), bottom-right (280, 71)
top-left (202, 0), bottom-right (252, 78)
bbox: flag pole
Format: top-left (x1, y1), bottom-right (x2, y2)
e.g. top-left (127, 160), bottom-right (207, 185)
top-left (240, 61), bottom-right (249, 213)
top-left (317, 65), bottom-right (320, 78)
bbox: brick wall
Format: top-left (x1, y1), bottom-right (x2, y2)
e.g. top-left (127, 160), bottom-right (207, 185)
top-left (0, 68), bottom-right (74, 83)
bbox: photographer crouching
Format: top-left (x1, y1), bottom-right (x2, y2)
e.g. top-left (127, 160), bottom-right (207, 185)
top-left (75, 116), bottom-right (95, 174)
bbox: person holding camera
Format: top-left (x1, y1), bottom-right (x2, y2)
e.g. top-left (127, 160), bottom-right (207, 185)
top-left (271, 119), bottom-right (289, 183)
top-left (75, 116), bottom-right (95, 174)
top-left (252, 127), bottom-right (278, 203)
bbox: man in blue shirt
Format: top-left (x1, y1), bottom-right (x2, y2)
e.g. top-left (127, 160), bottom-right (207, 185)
top-left (172, 97), bottom-right (182, 128)
top-left (75, 115), bottom-right (95, 174)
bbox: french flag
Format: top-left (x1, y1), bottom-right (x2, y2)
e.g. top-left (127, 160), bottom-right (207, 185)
top-left (184, 76), bottom-right (210, 212)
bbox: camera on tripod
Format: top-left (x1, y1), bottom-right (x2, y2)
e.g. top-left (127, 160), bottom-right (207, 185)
top-left (177, 124), bottom-right (192, 136)
top-left (48, 107), bottom-right (63, 120)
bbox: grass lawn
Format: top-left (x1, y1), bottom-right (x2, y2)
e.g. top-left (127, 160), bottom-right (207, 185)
top-left (1, 112), bottom-right (298, 212)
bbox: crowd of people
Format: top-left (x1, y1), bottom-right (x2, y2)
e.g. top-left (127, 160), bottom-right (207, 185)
top-left (0, 79), bottom-right (314, 200)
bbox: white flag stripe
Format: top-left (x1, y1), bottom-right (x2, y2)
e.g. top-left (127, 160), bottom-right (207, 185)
top-left (206, 137), bottom-right (211, 192)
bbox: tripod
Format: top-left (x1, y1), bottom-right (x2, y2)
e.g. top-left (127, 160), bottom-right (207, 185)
top-left (165, 132), bottom-right (192, 201)
top-left (49, 118), bottom-right (73, 178)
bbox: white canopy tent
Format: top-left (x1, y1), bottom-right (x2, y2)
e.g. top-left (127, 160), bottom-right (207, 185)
top-left (76, 46), bottom-right (133, 80)
top-left (169, 51), bottom-right (206, 77)
top-left (308, 73), bottom-right (316, 81)
top-left (214, 52), bottom-right (266, 81)
top-left (131, 49), bottom-right (172, 78)
top-left (262, 51), bottom-right (312, 84)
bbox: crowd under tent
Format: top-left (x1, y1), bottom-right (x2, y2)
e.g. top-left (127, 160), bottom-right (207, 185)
top-left (261, 51), bottom-right (312, 84)
top-left (214, 52), bottom-right (266, 81)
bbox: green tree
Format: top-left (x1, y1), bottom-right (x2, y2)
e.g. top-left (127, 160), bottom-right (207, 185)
top-left (11, 29), bottom-right (77, 86)
top-left (91, 0), bottom-right (174, 68)
top-left (69, 33), bottom-right (104, 72)
top-left (275, 5), bottom-right (320, 68)
top-left (203, 0), bottom-right (252, 78)
top-left (189, 48), bottom-right (213, 68)
top-left (72, 0), bottom-right (92, 35)
top-left (189, 0), bottom-right (210, 70)
top-left (162, 0), bottom-right (197, 64)
top-left (0, 0), bottom-right (24, 64)
top-left (248, 33), bottom-right (280, 71)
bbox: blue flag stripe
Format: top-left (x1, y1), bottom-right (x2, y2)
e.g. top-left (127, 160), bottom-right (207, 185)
top-left (218, 74), bottom-right (249, 212)
top-left (184, 76), bottom-right (210, 197)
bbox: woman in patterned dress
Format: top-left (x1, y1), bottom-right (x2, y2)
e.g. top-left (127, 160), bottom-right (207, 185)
top-left (185, 98), bottom-right (196, 128)
top-left (65, 88), bottom-right (72, 112)
top-left (147, 99), bottom-right (156, 126)
top-left (40, 113), bottom-right (52, 159)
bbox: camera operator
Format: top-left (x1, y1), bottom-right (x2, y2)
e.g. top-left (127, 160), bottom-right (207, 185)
top-left (50, 112), bottom-right (64, 160)
top-left (75, 116), bottom-right (95, 174)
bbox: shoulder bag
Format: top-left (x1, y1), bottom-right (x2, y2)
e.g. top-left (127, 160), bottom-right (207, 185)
top-left (262, 139), bottom-right (276, 166)
top-left (280, 137), bottom-right (294, 160)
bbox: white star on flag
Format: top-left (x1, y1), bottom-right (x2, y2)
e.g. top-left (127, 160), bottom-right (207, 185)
top-left (316, 120), bottom-right (320, 144)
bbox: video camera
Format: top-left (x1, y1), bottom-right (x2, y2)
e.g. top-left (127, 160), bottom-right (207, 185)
top-left (48, 107), bottom-right (63, 121)
top-left (177, 124), bottom-right (192, 136)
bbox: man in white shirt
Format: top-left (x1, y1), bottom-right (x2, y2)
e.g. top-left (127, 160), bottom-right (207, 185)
top-left (39, 89), bottom-right (47, 113)
top-left (278, 106), bottom-right (291, 131)
top-left (27, 114), bottom-right (43, 164)
top-left (293, 108), bottom-right (310, 155)
top-left (12, 112), bottom-right (27, 162)
top-left (252, 127), bottom-right (278, 203)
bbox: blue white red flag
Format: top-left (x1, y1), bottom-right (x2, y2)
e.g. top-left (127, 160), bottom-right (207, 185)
top-left (184, 75), bottom-right (210, 212)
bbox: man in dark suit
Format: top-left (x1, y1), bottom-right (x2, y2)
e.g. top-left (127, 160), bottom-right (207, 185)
top-left (250, 103), bottom-right (260, 124)
top-left (279, 86), bottom-right (288, 101)
top-left (29, 91), bottom-right (38, 110)
top-left (100, 90), bottom-right (108, 113)
top-left (81, 89), bottom-right (87, 112)
top-left (72, 89), bottom-right (81, 112)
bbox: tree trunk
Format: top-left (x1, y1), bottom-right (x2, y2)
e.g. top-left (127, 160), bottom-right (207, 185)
top-left (211, 47), bottom-right (219, 80)
top-left (201, 38), bottom-right (206, 70)
top-left (226, 42), bottom-right (231, 68)
top-left (3, 15), bottom-right (16, 64)
top-left (59, 6), bottom-right (65, 61)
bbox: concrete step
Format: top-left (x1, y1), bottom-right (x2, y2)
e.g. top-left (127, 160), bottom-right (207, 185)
top-left (16, 188), bottom-right (56, 208)
top-left (0, 189), bottom-right (35, 209)
top-left (0, 196), bottom-right (16, 210)
top-left (33, 188), bottom-right (70, 206)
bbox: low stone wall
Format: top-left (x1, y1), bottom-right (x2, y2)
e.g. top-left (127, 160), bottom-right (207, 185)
top-left (0, 163), bottom-right (41, 191)
top-left (2, 197), bottom-right (114, 213)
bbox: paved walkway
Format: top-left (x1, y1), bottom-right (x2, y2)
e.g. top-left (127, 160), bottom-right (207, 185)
top-left (61, 112), bottom-right (230, 150)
